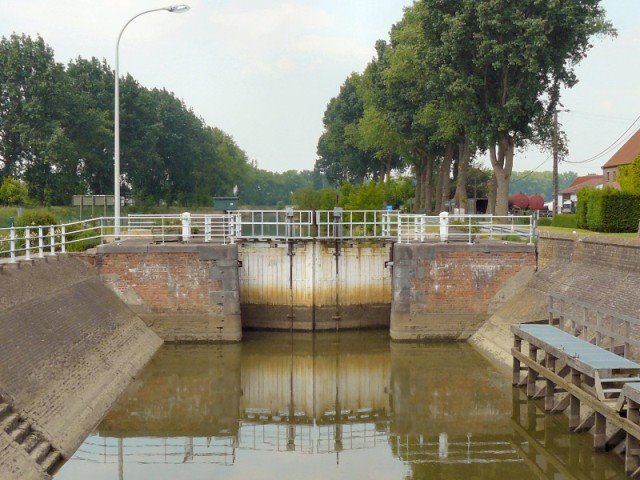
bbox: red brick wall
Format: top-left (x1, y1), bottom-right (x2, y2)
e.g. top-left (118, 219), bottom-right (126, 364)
top-left (93, 244), bottom-right (241, 342)
top-left (391, 243), bottom-right (536, 341)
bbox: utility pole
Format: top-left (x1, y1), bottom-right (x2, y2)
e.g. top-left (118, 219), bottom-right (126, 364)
top-left (552, 108), bottom-right (559, 215)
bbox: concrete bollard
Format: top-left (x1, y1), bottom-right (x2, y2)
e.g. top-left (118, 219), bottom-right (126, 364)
top-left (181, 212), bottom-right (191, 242)
top-left (439, 211), bottom-right (449, 242)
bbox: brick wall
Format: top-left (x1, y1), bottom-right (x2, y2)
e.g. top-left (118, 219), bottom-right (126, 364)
top-left (94, 244), bottom-right (241, 342)
top-left (391, 243), bottom-right (536, 341)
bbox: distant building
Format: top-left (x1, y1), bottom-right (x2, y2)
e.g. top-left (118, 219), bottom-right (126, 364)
top-left (558, 174), bottom-right (603, 213)
top-left (601, 129), bottom-right (640, 189)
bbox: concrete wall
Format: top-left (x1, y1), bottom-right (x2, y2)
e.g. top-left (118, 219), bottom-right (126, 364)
top-left (391, 242), bottom-right (536, 341)
top-left (470, 233), bottom-right (640, 369)
top-left (94, 244), bottom-right (241, 342)
top-left (0, 255), bottom-right (162, 480)
top-left (239, 241), bottom-right (392, 330)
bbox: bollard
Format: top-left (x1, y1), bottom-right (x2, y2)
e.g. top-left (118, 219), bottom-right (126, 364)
top-left (181, 212), bottom-right (191, 242)
top-left (439, 211), bottom-right (449, 243)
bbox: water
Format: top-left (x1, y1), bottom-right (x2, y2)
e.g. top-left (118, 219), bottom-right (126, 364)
top-left (56, 331), bottom-right (627, 479)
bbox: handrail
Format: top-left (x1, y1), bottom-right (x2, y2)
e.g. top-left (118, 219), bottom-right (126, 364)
top-left (0, 211), bottom-right (536, 262)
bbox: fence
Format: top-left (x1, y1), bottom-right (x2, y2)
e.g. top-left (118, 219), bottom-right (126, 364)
top-left (0, 211), bottom-right (534, 263)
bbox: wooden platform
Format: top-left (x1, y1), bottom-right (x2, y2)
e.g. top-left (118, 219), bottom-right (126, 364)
top-left (512, 295), bottom-right (640, 478)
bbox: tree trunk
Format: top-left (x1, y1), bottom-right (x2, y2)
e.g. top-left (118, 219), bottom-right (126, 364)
top-left (489, 135), bottom-right (515, 217)
top-left (435, 144), bottom-right (454, 213)
top-left (454, 137), bottom-right (470, 213)
top-left (424, 155), bottom-right (433, 213)
top-left (414, 162), bottom-right (424, 213)
top-left (487, 173), bottom-right (497, 215)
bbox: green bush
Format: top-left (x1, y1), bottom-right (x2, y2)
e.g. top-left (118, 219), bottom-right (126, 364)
top-left (576, 187), bottom-right (593, 229)
top-left (550, 214), bottom-right (577, 228)
top-left (65, 222), bottom-right (101, 252)
top-left (586, 188), bottom-right (640, 232)
top-left (537, 218), bottom-right (552, 227)
top-left (15, 210), bottom-right (58, 227)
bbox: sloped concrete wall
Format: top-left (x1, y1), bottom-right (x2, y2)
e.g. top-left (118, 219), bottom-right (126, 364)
top-left (0, 255), bottom-right (162, 480)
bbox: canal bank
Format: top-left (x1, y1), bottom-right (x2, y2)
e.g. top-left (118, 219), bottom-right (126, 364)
top-left (0, 255), bottom-right (162, 480)
top-left (470, 232), bottom-right (640, 370)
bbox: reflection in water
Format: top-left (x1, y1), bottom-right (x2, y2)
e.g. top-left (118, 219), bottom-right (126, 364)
top-left (56, 331), bottom-right (627, 479)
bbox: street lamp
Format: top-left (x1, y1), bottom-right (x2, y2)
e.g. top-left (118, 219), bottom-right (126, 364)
top-left (114, 4), bottom-right (190, 239)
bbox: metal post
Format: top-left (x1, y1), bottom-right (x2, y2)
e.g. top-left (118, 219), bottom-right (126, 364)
top-left (100, 218), bottom-right (105, 245)
top-left (61, 225), bottom-right (66, 253)
top-left (38, 227), bottom-right (44, 257)
top-left (181, 212), bottom-right (191, 242)
top-left (468, 215), bottom-right (472, 244)
top-left (25, 227), bottom-right (31, 260)
top-left (9, 226), bottom-right (16, 263)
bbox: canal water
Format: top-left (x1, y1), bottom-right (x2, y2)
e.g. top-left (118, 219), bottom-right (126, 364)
top-left (56, 331), bottom-right (626, 479)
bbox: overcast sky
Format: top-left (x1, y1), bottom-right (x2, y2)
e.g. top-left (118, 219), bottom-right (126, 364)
top-left (2, 0), bottom-right (639, 177)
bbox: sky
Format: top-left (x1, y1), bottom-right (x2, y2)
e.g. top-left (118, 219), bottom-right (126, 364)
top-left (2, 0), bottom-right (640, 177)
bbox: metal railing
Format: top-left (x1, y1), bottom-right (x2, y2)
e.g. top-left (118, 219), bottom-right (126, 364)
top-left (0, 211), bottom-right (535, 262)
top-left (397, 214), bottom-right (534, 244)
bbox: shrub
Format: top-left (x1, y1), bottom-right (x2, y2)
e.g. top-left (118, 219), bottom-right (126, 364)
top-left (576, 187), bottom-right (593, 229)
top-left (537, 218), bottom-right (552, 227)
top-left (551, 214), bottom-right (577, 229)
top-left (65, 222), bottom-right (101, 252)
top-left (15, 210), bottom-right (58, 227)
top-left (0, 177), bottom-right (29, 206)
top-left (586, 188), bottom-right (640, 232)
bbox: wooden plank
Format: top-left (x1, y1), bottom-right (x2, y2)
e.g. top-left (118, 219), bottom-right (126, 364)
top-left (575, 412), bottom-right (595, 433)
top-left (512, 348), bottom-right (640, 440)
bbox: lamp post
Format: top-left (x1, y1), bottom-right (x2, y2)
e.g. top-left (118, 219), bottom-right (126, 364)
top-left (114, 4), bottom-right (190, 239)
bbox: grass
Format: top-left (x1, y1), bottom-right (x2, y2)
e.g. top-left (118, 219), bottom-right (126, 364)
top-left (538, 226), bottom-right (639, 239)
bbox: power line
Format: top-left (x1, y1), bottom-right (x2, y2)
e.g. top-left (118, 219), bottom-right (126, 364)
top-left (511, 155), bottom-right (552, 184)
top-left (563, 115), bottom-right (640, 164)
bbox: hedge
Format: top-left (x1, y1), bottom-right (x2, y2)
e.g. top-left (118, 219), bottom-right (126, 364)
top-left (575, 187), bottom-right (593, 229)
top-left (550, 214), bottom-right (577, 228)
top-left (585, 188), bottom-right (640, 232)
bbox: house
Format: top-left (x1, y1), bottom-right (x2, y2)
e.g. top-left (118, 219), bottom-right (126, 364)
top-left (557, 174), bottom-right (603, 213)
top-left (601, 129), bottom-right (640, 189)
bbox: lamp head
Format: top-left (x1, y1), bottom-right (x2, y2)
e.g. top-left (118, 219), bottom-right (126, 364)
top-left (166, 4), bottom-right (190, 13)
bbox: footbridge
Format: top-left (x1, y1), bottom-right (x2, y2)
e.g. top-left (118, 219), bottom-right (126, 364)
top-left (0, 210), bottom-right (536, 341)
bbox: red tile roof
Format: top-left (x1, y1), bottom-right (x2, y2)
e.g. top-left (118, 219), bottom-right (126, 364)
top-left (602, 129), bottom-right (640, 168)
top-left (559, 175), bottom-right (603, 195)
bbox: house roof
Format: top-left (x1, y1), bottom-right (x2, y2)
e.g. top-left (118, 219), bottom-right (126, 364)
top-left (602, 129), bottom-right (640, 169)
top-left (559, 175), bottom-right (603, 195)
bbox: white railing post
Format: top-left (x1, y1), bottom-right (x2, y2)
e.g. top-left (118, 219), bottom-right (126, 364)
top-left (181, 212), bottom-right (191, 242)
top-left (439, 212), bottom-right (449, 243)
top-left (61, 225), bottom-right (66, 253)
top-left (100, 218), bottom-right (105, 244)
top-left (9, 226), bottom-right (16, 263)
top-left (490, 216), bottom-right (494, 240)
top-left (468, 216), bottom-right (472, 244)
top-left (419, 215), bottom-right (425, 242)
top-left (529, 215), bottom-right (534, 245)
top-left (236, 213), bottom-right (242, 240)
top-left (25, 227), bottom-right (31, 260)
top-left (38, 226), bottom-right (44, 258)
top-left (204, 216), bottom-right (212, 242)
top-left (49, 225), bottom-right (55, 255)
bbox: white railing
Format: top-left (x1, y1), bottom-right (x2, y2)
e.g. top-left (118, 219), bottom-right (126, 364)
top-left (397, 213), bottom-right (534, 244)
top-left (0, 211), bottom-right (534, 262)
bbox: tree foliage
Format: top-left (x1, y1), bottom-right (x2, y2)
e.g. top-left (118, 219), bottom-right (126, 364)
top-left (0, 33), bottom-right (319, 208)
top-left (0, 177), bottom-right (28, 205)
top-left (619, 155), bottom-right (640, 194)
top-left (314, 0), bottom-right (612, 214)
